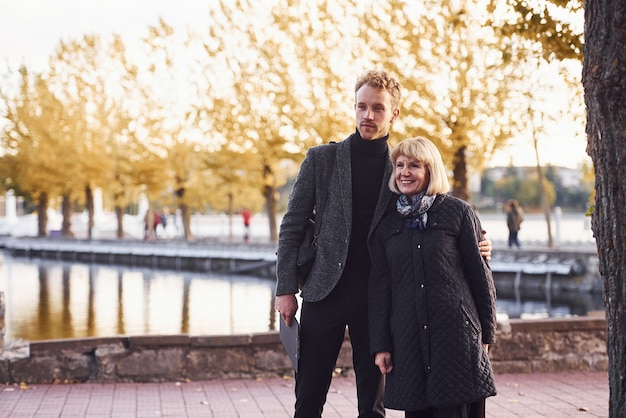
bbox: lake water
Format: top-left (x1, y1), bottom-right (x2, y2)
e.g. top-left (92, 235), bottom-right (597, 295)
top-left (0, 251), bottom-right (603, 343)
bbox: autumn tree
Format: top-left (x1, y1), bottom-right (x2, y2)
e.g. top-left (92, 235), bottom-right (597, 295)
top-left (136, 19), bottom-right (222, 241)
top-left (202, 147), bottom-right (265, 241)
top-left (583, 0), bottom-right (626, 416)
top-left (494, 0), bottom-right (583, 62)
top-left (339, 0), bottom-right (529, 202)
top-left (187, 0), bottom-right (354, 242)
top-left (0, 67), bottom-right (75, 236)
top-left (46, 36), bottom-right (122, 238)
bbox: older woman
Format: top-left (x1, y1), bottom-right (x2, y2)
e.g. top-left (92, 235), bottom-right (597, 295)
top-left (368, 137), bottom-right (497, 418)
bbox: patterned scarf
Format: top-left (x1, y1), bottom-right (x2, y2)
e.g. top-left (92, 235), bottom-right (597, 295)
top-left (396, 192), bottom-right (436, 230)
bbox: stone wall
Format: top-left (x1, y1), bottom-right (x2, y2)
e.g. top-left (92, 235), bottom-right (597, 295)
top-left (0, 316), bottom-right (607, 384)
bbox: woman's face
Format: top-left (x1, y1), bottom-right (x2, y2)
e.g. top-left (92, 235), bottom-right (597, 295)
top-left (395, 155), bottom-right (430, 198)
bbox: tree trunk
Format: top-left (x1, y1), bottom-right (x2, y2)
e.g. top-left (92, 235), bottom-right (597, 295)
top-left (264, 184), bottom-right (278, 243)
top-left (115, 205), bottom-right (124, 238)
top-left (452, 145), bottom-right (470, 202)
top-left (61, 195), bottom-right (74, 238)
top-left (85, 185), bottom-right (94, 240)
top-left (530, 109), bottom-right (554, 247)
top-left (227, 192), bottom-right (234, 242)
top-left (180, 203), bottom-right (193, 241)
top-left (37, 192), bottom-right (48, 238)
top-left (532, 132), bottom-right (553, 248)
top-left (582, 0), bottom-right (626, 416)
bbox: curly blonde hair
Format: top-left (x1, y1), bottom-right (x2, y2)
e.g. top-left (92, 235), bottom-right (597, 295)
top-left (354, 70), bottom-right (401, 111)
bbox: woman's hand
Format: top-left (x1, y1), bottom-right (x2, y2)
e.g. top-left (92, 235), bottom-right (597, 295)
top-left (374, 352), bottom-right (393, 374)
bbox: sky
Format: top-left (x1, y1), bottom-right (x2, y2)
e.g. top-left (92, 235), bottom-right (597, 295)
top-left (0, 0), bottom-right (592, 169)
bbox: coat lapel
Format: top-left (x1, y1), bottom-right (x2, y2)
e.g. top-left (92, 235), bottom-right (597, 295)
top-left (369, 149), bottom-right (394, 238)
top-left (335, 138), bottom-right (353, 228)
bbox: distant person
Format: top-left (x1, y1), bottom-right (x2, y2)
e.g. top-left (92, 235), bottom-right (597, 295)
top-left (173, 208), bottom-right (183, 237)
top-left (506, 199), bottom-right (524, 248)
top-left (153, 210), bottom-right (162, 239)
top-left (368, 136), bottom-right (497, 418)
top-left (242, 208), bottom-right (251, 242)
top-left (159, 208), bottom-right (169, 237)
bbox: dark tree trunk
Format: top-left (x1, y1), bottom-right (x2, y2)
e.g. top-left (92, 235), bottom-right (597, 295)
top-left (227, 192), bottom-right (234, 242)
top-left (263, 164), bottom-right (279, 243)
top-left (263, 184), bottom-right (278, 243)
top-left (452, 145), bottom-right (470, 202)
top-left (582, 0), bottom-right (626, 416)
top-left (115, 205), bottom-right (124, 238)
top-left (37, 192), bottom-right (48, 238)
top-left (85, 185), bottom-right (94, 240)
top-left (175, 186), bottom-right (194, 242)
top-left (61, 195), bottom-right (74, 237)
top-left (180, 203), bottom-right (193, 241)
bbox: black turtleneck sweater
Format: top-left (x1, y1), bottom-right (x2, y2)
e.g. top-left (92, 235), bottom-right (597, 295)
top-left (345, 131), bottom-right (389, 269)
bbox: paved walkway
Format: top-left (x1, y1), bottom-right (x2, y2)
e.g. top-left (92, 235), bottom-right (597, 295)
top-left (0, 371), bottom-right (608, 417)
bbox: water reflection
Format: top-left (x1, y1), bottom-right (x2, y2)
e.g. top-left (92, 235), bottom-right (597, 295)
top-left (0, 252), bottom-right (604, 342)
top-left (496, 287), bottom-right (604, 320)
top-left (0, 252), bottom-right (279, 342)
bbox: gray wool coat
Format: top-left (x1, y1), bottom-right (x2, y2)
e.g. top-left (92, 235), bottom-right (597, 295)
top-left (275, 133), bottom-right (394, 302)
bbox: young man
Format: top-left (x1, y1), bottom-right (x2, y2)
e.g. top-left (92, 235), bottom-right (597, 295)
top-left (275, 70), bottom-right (491, 418)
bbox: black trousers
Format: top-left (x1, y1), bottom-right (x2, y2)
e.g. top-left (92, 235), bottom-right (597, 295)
top-left (508, 230), bottom-right (520, 248)
top-left (404, 399), bottom-right (486, 418)
top-left (294, 268), bottom-right (385, 418)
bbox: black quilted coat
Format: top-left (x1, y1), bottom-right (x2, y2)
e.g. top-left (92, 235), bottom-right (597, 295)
top-left (368, 194), bottom-right (497, 411)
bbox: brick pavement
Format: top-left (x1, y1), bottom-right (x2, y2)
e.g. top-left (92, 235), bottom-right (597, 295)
top-left (0, 371), bottom-right (608, 417)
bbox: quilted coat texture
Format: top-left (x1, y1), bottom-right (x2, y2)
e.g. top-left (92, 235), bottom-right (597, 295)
top-left (368, 194), bottom-right (497, 411)
top-left (275, 134), bottom-right (394, 302)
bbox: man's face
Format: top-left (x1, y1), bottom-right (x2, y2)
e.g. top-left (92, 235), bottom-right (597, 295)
top-left (355, 84), bottom-right (399, 140)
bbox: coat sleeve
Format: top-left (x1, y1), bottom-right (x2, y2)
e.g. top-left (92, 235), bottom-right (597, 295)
top-left (459, 205), bottom-right (498, 344)
top-left (275, 147), bottom-right (319, 296)
top-left (368, 225), bottom-right (394, 355)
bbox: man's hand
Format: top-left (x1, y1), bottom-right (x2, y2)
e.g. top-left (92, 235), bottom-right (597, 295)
top-left (374, 352), bottom-right (393, 374)
top-left (276, 294), bottom-right (298, 326)
top-left (479, 237), bottom-right (492, 261)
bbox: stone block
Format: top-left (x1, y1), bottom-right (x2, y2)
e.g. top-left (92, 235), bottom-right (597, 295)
top-left (592, 354), bottom-right (609, 371)
top-left (250, 332), bottom-right (280, 346)
top-left (192, 334), bottom-right (251, 347)
top-left (187, 347), bottom-right (253, 380)
top-left (491, 360), bottom-right (532, 374)
top-left (29, 337), bottom-right (127, 353)
top-left (0, 360), bottom-right (8, 383)
top-left (129, 335), bottom-right (190, 348)
top-left (10, 351), bottom-right (93, 384)
top-left (117, 348), bottom-right (185, 382)
top-left (94, 343), bottom-right (128, 382)
top-left (253, 346), bottom-right (292, 373)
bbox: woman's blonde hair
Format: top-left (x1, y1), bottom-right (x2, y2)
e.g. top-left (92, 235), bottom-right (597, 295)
top-left (389, 136), bottom-right (450, 195)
